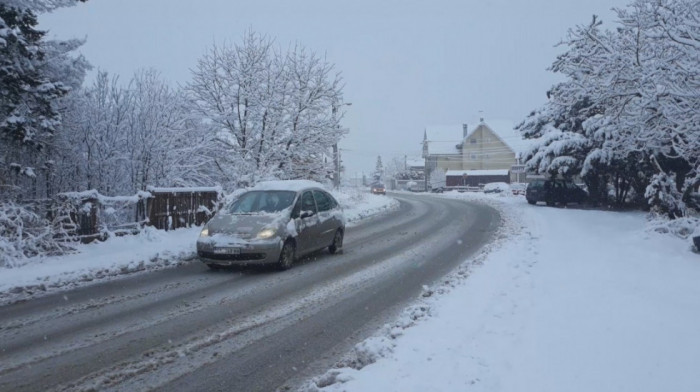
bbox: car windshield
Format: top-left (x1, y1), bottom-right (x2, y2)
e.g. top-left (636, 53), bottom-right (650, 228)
top-left (227, 191), bottom-right (296, 214)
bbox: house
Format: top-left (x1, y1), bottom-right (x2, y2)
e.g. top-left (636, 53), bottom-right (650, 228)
top-left (422, 119), bottom-right (531, 189)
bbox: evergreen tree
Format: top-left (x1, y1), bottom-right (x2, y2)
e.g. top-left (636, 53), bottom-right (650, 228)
top-left (0, 1), bottom-right (88, 200)
top-left (373, 155), bottom-right (383, 183)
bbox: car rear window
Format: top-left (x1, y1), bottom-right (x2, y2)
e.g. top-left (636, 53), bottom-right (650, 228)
top-left (529, 180), bottom-right (544, 189)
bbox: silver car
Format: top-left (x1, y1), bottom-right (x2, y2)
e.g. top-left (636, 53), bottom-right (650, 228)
top-left (197, 180), bottom-right (346, 270)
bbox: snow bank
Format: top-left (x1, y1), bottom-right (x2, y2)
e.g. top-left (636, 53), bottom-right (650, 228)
top-left (305, 191), bottom-right (700, 392)
top-left (332, 187), bottom-right (399, 226)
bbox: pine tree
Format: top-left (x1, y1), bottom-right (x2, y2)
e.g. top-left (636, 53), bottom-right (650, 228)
top-left (0, 1), bottom-right (88, 200)
top-left (373, 156), bottom-right (383, 183)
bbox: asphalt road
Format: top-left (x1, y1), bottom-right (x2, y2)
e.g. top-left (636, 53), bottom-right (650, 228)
top-left (0, 193), bottom-right (500, 392)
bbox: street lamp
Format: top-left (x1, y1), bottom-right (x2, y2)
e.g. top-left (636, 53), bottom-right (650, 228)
top-left (332, 102), bottom-right (352, 188)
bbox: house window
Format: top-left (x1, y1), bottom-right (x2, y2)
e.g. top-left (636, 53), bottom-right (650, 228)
top-left (470, 153), bottom-right (477, 160)
top-left (470, 138), bottom-right (477, 144)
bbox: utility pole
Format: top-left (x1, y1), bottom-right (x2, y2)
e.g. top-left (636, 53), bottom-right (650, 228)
top-left (333, 143), bottom-right (339, 188)
top-left (331, 102), bottom-right (351, 188)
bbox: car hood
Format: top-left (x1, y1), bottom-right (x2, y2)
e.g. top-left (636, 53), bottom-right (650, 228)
top-left (205, 213), bottom-right (286, 237)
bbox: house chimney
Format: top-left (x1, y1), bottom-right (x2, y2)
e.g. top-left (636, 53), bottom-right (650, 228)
top-left (462, 124), bottom-right (468, 138)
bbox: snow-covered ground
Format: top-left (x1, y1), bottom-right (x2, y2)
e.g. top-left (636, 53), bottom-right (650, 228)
top-left (0, 187), bottom-right (397, 304)
top-left (305, 191), bottom-right (700, 392)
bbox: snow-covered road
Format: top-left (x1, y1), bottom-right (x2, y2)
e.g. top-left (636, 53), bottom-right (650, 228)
top-left (0, 193), bottom-right (500, 392)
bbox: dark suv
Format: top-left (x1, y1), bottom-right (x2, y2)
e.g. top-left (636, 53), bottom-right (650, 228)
top-left (526, 179), bottom-right (587, 206)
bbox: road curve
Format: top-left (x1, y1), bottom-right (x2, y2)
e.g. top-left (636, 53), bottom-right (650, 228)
top-left (0, 193), bottom-right (500, 392)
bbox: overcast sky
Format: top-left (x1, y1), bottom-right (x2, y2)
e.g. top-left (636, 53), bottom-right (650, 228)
top-left (40, 0), bottom-right (629, 176)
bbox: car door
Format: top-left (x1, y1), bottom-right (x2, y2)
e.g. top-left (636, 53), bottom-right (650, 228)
top-left (295, 191), bottom-right (320, 255)
top-left (312, 190), bottom-right (337, 248)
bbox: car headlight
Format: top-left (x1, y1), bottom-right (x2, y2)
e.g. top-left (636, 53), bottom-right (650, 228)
top-left (200, 228), bottom-right (209, 237)
top-left (257, 228), bottom-right (276, 239)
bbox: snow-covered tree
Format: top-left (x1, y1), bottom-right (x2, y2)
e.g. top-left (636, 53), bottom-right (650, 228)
top-left (0, 0), bottom-right (88, 265)
top-left (373, 155), bottom-right (384, 182)
top-left (186, 31), bottom-right (345, 186)
top-left (384, 157), bottom-right (406, 179)
top-left (0, 0), bottom-right (89, 201)
top-left (518, 0), bottom-right (700, 214)
top-left (55, 70), bottom-right (226, 195)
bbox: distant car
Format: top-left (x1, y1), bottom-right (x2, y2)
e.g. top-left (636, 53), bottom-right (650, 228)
top-left (526, 179), bottom-right (587, 206)
top-left (197, 180), bottom-right (345, 270)
top-left (371, 183), bottom-right (386, 195)
top-left (431, 186), bottom-right (444, 193)
top-left (483, 182), bottom-right (510, 194)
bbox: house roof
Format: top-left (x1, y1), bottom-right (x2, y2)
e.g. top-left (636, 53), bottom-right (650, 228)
top-left (405, 158), bottom-right (425, 168)
top-left (445, 169), bottom-right (510, 176)
top-left (424, 120), bottom-right (535, 157)
top-left (424, 125), bottom-right (463, 155)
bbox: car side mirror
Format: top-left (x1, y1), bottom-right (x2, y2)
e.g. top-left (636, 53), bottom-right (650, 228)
top-left (300, 210), bottom-right (315, 219)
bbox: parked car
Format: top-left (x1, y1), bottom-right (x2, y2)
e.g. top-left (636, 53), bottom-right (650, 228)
top-left (483, 182), bottom-right (510, 194)
top-left (371, 183), bottom-right (386, 195)
top-left (431, 186), bottom-right (444, 193)
top-left (197, 180), bottom-right (345, 270)
top-left (526, 179), bottom-right (587, 206)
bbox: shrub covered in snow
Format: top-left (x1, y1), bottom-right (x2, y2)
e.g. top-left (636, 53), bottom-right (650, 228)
top-left (0, 202), bottom-right (73, 267)
top-left (646, 173), bottom-right (686, 219)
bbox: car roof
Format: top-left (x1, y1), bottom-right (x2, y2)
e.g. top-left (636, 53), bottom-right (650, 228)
top-left (249, 180), bottom-right (328, 193)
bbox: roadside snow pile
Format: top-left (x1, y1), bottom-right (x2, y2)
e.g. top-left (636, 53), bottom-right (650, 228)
top-left (0, 187), bottom-right (397, 304)
top-left (0, 226), bottom-right (200, 305)
top-left (332, 187), bottom-right (399, 225)
top-left (304, 191), bottom-right (700, 392)
top-left (646, 215), bottom-right (700, 252)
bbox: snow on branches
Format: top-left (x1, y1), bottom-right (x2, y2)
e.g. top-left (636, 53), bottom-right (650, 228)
top-left (0, 0), bottom-right (89, 201)
top-left (517, 0), bottom-right (700, 214)
top-left (186, 31), bottom-right (346, 185)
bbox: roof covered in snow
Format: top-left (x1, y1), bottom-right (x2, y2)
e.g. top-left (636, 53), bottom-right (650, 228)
top-left (250, 180), bottom-right (328, 192)
top-left (405, 158), bottom-right (425, 168)
top-left (445, 169), bottom-right (510, 176)
top-left (424, 120), bottom-right (535, 156)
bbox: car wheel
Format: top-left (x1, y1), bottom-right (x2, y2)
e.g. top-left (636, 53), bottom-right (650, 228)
top-left (527, 199), bottom-right (536, 205)
top-left (278, 240), bottom-right (296, 270)
top-left (329, 229), bottom-right (344, 254)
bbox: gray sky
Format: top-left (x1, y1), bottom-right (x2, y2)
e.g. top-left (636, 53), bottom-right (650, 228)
top-left (41, 0), bottom-right (628, 176)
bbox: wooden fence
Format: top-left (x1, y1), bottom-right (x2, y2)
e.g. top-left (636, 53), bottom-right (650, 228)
top-left (55, 187), bottom-right (222, 241)
top-left (142, 187), bottom-right (222, 231)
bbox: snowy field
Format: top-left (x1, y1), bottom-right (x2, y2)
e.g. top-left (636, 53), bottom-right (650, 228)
top-left (305, 191), bottom-right (700, 392)
top-left (0, 187), bottom-right (397, 304)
